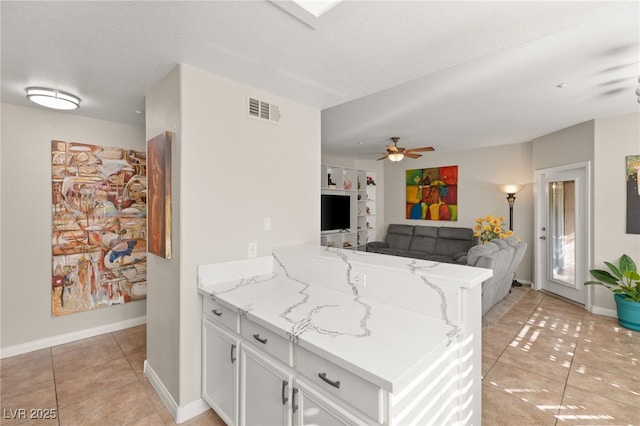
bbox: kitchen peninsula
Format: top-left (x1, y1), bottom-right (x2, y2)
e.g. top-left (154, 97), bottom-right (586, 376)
top-left (198, 244), bottom-right (491, 425)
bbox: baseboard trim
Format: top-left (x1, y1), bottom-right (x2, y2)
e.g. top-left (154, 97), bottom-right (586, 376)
top-left (0, 316), bottom-right (146, 359)
top-left (590, 305), bottom-right (617, 318)
top-left (143, 360), bottom-right (210, 424)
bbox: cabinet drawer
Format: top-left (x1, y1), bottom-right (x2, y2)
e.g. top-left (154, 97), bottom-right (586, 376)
top-left (203, 296), bottom-right (239, 333)
top-left (296, 346), bottom-right (383, 423)
top-left (241, 318), bottom-right (293, 367)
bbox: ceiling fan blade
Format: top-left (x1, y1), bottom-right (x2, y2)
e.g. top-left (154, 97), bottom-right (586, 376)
top-left (377, 154), bottom-right (390, 161)
top-left (405, 152), bottom-right (422, 159)
top-left (406, 146), bottom-right (435, 153)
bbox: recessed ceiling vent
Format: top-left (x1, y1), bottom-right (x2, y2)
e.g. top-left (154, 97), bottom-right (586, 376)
top-left (248, 96), bottom-right (281, 124)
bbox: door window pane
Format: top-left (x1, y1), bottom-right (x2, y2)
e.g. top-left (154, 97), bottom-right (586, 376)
top-left (549, 181), bottom-right (576, 286)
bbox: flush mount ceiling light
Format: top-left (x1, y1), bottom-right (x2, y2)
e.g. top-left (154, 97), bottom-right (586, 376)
top-left (25, 87), bottom-right (80, 110)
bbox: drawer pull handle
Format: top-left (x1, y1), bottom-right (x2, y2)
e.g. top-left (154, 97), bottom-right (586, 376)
top-left (318, 372), bottom-right (340, 389)
top-left (253, 334), bottom-right (268, 344)
top-left (230, 344), bottom-right (237, 364)
top-left (292, 388), bottom-right (299, 413)
top-left (281, 380), bottom-right (289, 405)
top-left (211, 309), bottom-right (223, 317)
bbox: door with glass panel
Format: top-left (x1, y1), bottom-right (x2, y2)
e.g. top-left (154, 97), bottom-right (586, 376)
top-left (536, 164), bottom-right (590, 305)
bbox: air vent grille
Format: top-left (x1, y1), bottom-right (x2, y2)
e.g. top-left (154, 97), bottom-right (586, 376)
top-left (248, 97), bottom-right (280, 123)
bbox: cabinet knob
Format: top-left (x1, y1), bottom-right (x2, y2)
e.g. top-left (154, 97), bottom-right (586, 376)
top-left (318, 372), bottom-right (341, 389)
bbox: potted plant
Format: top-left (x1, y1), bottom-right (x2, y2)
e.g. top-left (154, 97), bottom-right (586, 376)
top-left (585, 254), bottom-right (640, 331)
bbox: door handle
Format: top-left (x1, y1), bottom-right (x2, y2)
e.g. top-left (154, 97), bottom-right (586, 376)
top-left (292, 388), bottom-right (299, 414)
top-left (281, 380), bottom-right (289, 405)
top-left (539, 236), bottom-right (546, 240)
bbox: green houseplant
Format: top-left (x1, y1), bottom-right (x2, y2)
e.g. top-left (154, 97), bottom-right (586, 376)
top-left (585, 254), bottom-right (640, 331)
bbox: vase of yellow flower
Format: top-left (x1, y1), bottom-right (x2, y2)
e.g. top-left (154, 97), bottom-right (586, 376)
top-left (474, 214), bottom-right (513, 244)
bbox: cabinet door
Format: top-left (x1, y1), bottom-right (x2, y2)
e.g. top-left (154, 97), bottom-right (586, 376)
top-left (203, 317), bottom-right (240, 426)
top-left (240, 344), bottom-right (293, 426)
top-left (292, 379), bottom-right (369, 426)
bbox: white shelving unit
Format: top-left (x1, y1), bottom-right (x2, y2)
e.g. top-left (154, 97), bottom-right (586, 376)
top-left (366, 172), bottom-right (376, 246)
top-left (320, 165), bottom-right (369, 251)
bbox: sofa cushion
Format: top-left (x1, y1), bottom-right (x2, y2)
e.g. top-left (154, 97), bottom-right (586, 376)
top-left (492, 239), bottom-right (508, 249)
top-left (408, 226), bottom-right (438, 253)
top-left (434, 227), bottom-right (474, 257)
top-left (466, 242), bottom-right (500, 265)
top-left (385, 224), bottom-right (414, 251)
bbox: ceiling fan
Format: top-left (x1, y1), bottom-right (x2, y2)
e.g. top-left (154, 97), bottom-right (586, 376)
top-left (377, 137), bottom-right (434, 162)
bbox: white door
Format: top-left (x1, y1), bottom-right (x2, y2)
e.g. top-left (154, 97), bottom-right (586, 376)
top-left (535, 163), bottom-right (590, 305)
top-left (202, 318), bottom-right (240, 426)
top-left (240, 344), bottom-right (293, 426)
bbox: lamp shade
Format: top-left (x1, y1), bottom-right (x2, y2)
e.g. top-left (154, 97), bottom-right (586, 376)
top-left (498, 184), bottom-right (523, 194)
top-left (26, 87), bottom-right (80, 110)
top-left (388, 153), bottom-right (404, 162)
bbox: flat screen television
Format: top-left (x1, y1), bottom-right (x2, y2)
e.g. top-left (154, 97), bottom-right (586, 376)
top-left (321, 194), bottom-right (351, 232)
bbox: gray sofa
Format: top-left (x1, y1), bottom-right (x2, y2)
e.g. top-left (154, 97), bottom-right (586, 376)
top-left (466, 236), bottom-right (528, 315)
top-left (366, 224), bottom-right (475, 264)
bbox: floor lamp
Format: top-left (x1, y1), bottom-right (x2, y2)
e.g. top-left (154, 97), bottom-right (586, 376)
top-left (499, 184), bottom-right (523, 286)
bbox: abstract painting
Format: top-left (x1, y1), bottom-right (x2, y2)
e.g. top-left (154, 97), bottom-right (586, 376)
top-left (147, 131), bottom-right (172, 259)
top-left (627, 155), bottom-right (640, 234)
top-left (51, 140), bottom-right (147, 316)
top-left (406, 165), bottom-right (458, 221)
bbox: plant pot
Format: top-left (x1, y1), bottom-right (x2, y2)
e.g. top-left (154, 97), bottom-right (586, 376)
top-left (614, 293), bottom-right (640, 331)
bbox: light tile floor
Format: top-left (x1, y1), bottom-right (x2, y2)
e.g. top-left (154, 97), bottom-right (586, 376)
top-left (1, 288), bottom-right (638, 425)
top-left (482, 287), bottom-right (640, 425)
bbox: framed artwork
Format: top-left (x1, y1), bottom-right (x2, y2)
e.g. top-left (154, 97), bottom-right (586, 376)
top-left (406, 165), bottom-right (458, 221)
top-left (147, 131), bottom-right (172, 258)
top-left (51, 140), bottom-right (147, 316)
top-left (627, 155), bottom-right (640, 234)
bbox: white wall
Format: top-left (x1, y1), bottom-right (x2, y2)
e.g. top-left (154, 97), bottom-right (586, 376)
top-left (593, 113), bottom-right (640, 313)
top-left (0, 104), bottom-right (146, 353)
top-left (145, 64), bottom-right (320, 409)
top-left (382, 142), bottom-right (534, 282)
top-left (145, 66), bottom-right (182, 400)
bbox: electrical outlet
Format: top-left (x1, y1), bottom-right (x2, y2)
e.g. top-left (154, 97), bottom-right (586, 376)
top-left (352, 271), bottom-right (366, 287)
top-left (248, 242), bottom-right (257, 258)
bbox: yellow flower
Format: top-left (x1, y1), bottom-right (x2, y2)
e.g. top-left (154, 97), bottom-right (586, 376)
top-left (475, 213), bottom-right (518, 244)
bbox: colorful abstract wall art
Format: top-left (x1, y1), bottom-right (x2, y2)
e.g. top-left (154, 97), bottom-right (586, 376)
top-left (627, 155), bottom-right (640, 234)
top-left (51, 140), bottom-right (147, 316)
top-left (406, 166), bottom-right (458, 221)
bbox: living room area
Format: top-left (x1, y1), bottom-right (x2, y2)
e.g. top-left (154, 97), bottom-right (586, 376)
top-left (2, 1), bottom-right (640, 425)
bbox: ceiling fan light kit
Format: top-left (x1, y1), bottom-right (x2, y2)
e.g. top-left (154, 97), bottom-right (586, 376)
top-left (25, 87), bottom-right (81, 110)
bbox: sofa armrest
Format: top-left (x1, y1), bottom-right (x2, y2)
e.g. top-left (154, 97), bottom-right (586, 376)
top-left (366, 241), bottom-right (389, 253)
top-left (453, 252), bottom-right (468, 264)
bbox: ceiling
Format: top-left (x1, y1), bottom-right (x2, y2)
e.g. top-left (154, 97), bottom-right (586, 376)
top-left (2, 1), bottom-right (639, 159)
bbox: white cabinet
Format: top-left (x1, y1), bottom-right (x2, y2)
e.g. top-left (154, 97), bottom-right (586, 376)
top-left (366, 172), bottom-right (376, 245)
top-left (202, 318), bottom-right (240, 426)
top-left (240, 344), bottom-right (293, 426)
top-left (202, 301), bottom-right (374, 426)
top-left (293, 378), bottom-right (369, 426)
